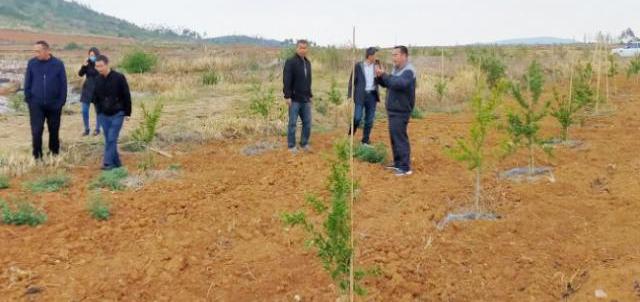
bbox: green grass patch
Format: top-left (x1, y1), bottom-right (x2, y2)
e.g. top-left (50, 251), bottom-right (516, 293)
top-left (87, 192), bottom-right (111, 221)
top-left (354, 143), bottom-right (388, 164)
top-left (89, 168), bottom-right (129, 191)
top-left (411, 107), bottom-right (425, 119)
top-left (202, 70), bottom-right (220, 85)
top-left (24, 174), bottom-right (70, 193)
top-left (0, 175), bottom-right (9, 189)
top-left (0, 199), bottom-right (47, 226)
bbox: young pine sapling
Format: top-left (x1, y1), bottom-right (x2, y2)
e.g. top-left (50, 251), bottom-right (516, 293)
top-left (504, 60), bottom-right (551, 175)
top-left (446, 82), bottom-right (505, 210)
top-left (282, 140), bottom-right (376, 296)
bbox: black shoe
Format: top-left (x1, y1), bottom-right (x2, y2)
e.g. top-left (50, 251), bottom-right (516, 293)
top-left (93, 130), bottom-right (101, 136)
top-left (82, 129), bottom-right (90, 136)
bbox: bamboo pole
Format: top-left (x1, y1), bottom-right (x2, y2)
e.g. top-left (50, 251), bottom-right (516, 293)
top-left (566, 54), bottom-right (575, 141)
top-left (595, 37), bottom-right (603, 114)
top-left (348, 26), bottom-right (356, 302)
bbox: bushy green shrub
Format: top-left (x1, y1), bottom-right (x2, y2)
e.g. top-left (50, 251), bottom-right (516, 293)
top-left (354, 143), bottom-right (387, 164)
top-left (121, 50), bottom-right (158, 74)
top-left (63, 42), bottom-right (82, 51)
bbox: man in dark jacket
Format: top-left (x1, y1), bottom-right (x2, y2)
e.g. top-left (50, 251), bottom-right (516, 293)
top-left (283, 39), bottom-right (313, 153)
top-left (78, 47), bottom-right (101, 136)
top-left (23, 40), bottom-right (68, 160)
top-left (92, 55), bottom-right (132, 170)
top-left (376, 46), bottom-right (416, 176)
top-left (348, 47), bottom-right (380, 145)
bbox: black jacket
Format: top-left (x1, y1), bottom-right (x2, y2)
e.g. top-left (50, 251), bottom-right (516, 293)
top-left (378, 63), bottom-right (417, 115)
top-left (79, 60), bottom-right (99, 103)
top-left (92, 70), bottom-right (132, 116)
top-left (283, 55), bottom-right (313, 103)
top-left (348, 61), bottom-right (380, 103)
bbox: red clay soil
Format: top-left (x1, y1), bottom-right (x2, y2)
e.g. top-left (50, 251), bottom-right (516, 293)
top-left (1, 80), bottom-right (640, 301)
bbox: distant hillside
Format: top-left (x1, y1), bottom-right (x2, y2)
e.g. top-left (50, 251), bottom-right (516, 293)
top-left (493, 37), bottom-right (579, 45)
top-left (0, 0), bottom-right (198, 41)
top-left (204, 35), bottom-right (293, 47)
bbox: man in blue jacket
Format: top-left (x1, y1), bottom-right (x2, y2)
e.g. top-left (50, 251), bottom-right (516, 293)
top-left (348, 47), bottom-right (380, 145)
top-left (24, 40), bottom-right (68, 160)
top-left (375, 46), bottom-right (416, 176)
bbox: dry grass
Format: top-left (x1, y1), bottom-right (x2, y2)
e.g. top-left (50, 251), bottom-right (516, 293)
top-left (0, 43), bottom-right (618, 176)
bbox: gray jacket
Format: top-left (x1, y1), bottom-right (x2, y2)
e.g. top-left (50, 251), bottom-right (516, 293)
top-left (378, 63), bottom-right (416, 115)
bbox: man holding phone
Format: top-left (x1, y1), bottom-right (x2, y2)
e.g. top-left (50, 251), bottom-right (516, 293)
top-left (376, 46), bottom-right (416, 177)
top-left (348, 47), bottom-right (380, 145)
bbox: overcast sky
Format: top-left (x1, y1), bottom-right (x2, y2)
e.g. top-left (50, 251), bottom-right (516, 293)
top-left (78, 0), bottom-right (639, 46)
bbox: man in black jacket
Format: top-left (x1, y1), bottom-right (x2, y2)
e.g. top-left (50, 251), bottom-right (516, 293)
top-left (376, 46), bottom-right (417, 176)
top-left (92, 55), bottom-right (132, 170)
top-left (283, 40), bottom-right (313, 153)
top-left (23, 40), bottom-right (67, 160)
top-left (348, 47), bottom-right (380, 145)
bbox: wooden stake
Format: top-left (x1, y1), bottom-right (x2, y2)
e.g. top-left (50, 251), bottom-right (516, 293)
top-left (349, 26), bottom-right (356, 302)
top-left (567, 54), bottom-right (575, 141)
top-left (595, 37), bottom-right (603, 114)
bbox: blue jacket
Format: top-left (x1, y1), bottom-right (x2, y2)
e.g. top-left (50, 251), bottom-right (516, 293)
top-left (378, 63), bottom-right (416, 115)
top-left (24, 56), bottom-right (68, 107)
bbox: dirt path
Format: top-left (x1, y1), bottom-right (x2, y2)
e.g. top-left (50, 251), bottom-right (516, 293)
top-left (1, 81), bottom-right (640, 301)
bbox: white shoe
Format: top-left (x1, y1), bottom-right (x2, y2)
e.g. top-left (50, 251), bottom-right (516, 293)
top-left (385, 164), bottom-right (400, 171)
top-left (395, 170), bottom-right (413, 177)
top-left (288, 147), bottom-right (298, 154)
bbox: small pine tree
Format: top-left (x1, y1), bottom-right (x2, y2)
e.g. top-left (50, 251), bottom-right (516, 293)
top-left (550, 89), bottom-right (584, 142)
top-left (446, 81), bottom-right (505, 210)
top-left (131, 101), bottom-right (164, 147)
top-left (327, 78), bottom-right (343, 105)
top-left (504, 60), bottom-right (551, 175)
top-left (573, 62), bottom-right (595, 110)
top-left (434, 78), bottom-right (448, 104)
top-left (282, 140), bottom-right (375, 296)
top-left (248, 83), bottom-right (276, 119)
top-left (468, 49), bottom-right (506, 89)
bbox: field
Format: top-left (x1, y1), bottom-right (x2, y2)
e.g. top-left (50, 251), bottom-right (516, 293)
top-left (1, 29), bottom-right (640, 301)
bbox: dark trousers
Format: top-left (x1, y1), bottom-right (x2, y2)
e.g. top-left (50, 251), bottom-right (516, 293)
top-left (350, 92), bottom-right (378, 144)
top-left (99, 111), bottom-right (125, 168)
top-left (287, 101), bottom-right (312, 148)
top-left (28, 102), bottom-right (62, 159)
top-left (388, 113), bottom-right (411, 171)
